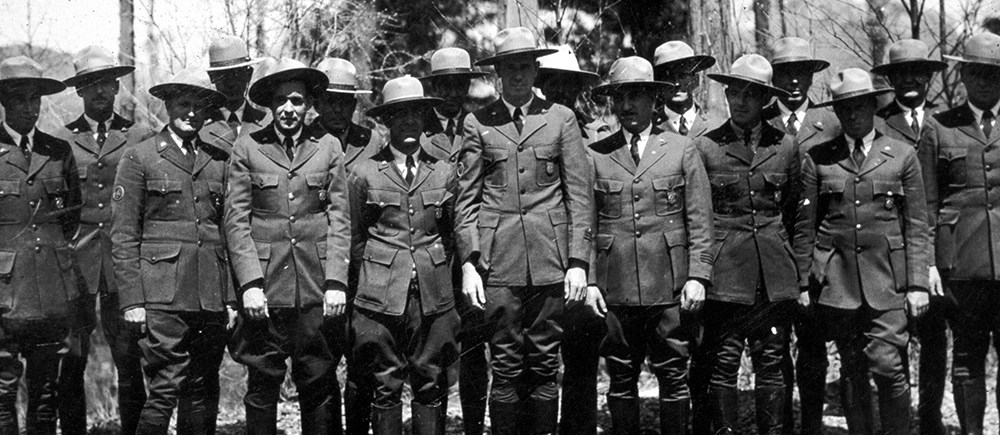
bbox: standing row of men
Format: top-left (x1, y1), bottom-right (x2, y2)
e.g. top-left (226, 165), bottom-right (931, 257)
top-left (0, 25), bottom-right (999, 435)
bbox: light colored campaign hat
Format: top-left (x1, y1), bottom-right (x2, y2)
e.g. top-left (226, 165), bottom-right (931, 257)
top-left (707, 54), bottom-right (789, 97)
top-left (63, 46), bottom-right (134, 87)
top-left (653, 41), bottom-right (716, 74)
top-left (315, 58), bottom-right (371, 94)
top-left (204, 35), bottom-right (265, 71)
top-left (591, 56), bottom-right (674, 97)
top-left (943, 32), bottom-right (1000, 67)
top-left (247, 57), bottom-right (329, 106)
top-left (475, 27), bottom-right (558, 66)
top-left (769, 37), bottom-right (830, 73)
top-left (814, 68), bottom-right (894, 108)
top-left (149, 68), bottom-right (227, 107)
top-left (366, 75), bottom-right (443, 119)
top-left (536, 45), bottom-right (600, 83)
top-left (421, 48), bottom-right (488, 81)
top-left (0, 56), bottom-right (66, 95)
top-left (871, 39), bottom-right (947, 75)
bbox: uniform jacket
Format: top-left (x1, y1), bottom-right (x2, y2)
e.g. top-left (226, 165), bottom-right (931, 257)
top-left (576, 110), bottom-right (613, 146)
top-left (423, 110), bottom-right (468, 164)
top-left (763, 100), bottom-right (841, 153)
top-left (225, 123), bottom-right (351, 308)
top-left (0, 127), bottom-right (82, 320)
top-left (876, 100), bottom-right (940, 146)
top-left (587, 127), bottom-right (714, 306)
top-left (918, 103), bottom-right (1000, 280)
top-left (455, 98), bottom-right (594, 287)
top-left (335, 121), bottom-right (382, 171)
top-left (62, 113), bottom-right (155, 295)
top-left (695, 121), bottom-right (801, 304)
top-left (656, 105), bottom-right (718, 138)
top-left (794, 130), bottom-right (930, 311)
top-left (348, 146), bottom-right (456, 316)
top-left (202, 103), bottom-right (269, 154)
top-left (111, 128), bottom-right (234, 312)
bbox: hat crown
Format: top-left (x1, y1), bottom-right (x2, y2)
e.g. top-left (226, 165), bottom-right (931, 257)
top-left (430, 48), bottom-right (473, 72)
top-left (829, 68), bottom-right (877, 98)
top-left (208, 35), bottom-right (252, 66)
top-left (164, 68), bottom-right (216, 91)
top-left (887, 39), bottom-right (932, 63)
top-left (653, 41), bottom-right (696, 66)
top-left (729, 54), bottom-right (774, 85)
top-left (770, 37), bottom-right (815, 62)
top-left (0, 56), bottom-right (45, 81)
top-left (493, 27), bottom-right (542, 58)
top-left (606, 56), bottom-right (656, 84)
top-left (316, 57), bottom-right (360, 88)
top-left (72, 46), bottom-right (120, 75)
top-left (268, 57), bottom-right (310, 76)
top-left (381, 75), bottom-right (427, 104)
top-left (538, 45), bottom-right (583, 73)
top-left (964, 33), bottom-right (1000, 63)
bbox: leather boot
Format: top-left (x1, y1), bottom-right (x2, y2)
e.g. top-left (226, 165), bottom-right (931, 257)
top-left (755, 386), bottom-right (785, 435)
top-left (954, 378), bottom-right (987, 435)
top-left (371, 403), bottom-right (402, 435)
top-left (607, 397), bottom-right (640, 435)
top-left (134, 420), bottom-right (169, 435)
top-left (489, 400), bottom-right (520, 435)
top-left (412, 401), bottom-right (446, 435)
top-left (708, 387), bottom-right (738, 435)
top-left (839, 375), bottom-right (874, 435)
top-left (660, 398), bottom-right (690, 435)
top-left (878, 390), bottom-right (912, 435)
top-left (344, 380), bottom-right (372, 435)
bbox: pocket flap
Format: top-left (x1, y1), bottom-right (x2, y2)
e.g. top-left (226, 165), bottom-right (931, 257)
top-left (709, 173), bottom-right (740, 187)
top-left (255, 241), bottom-right (271, 260)
top-left (664, 229), bottom-right (688, 247)
top-left (549, 207), bottom-right (568, 226)
top-left (366, 189), bottom-right (402, 207)
top-left (427, 242), bottom-right (448, 266)
top-left (250, 172), bottom-right (279, 188)
top-left (595, 179), bottom-right (624, 193)
top-left (872, 179), bottom-right (905, 197)
top-left (596, 234), bottom-right (614, 251)
top-left (316, 240), bottom-right (327, 260)
top-left (0, 180), bottom-right (21, 196)
top-left (820, 179), bottom-right (845, 194)
top-left (533, 145), bottom-right (558, 160)
top-left (0, 251), bottom-right (15, 275)
top-left (714, 228), bottom-right (729, 241)
top-left (305, 172), bottom-right (329, 188)
top-left (886, 234), bottom-right (905, 250)
top-left (147, 179), bottom-right (183, 194)
top-left (42, 177), bottom-right (66, 194)
top-left (938, 207), bottom-right (959, 226)
top-left (941, 146), bottom-right (967, 161)
top-left (140, 243), bottom-right (182, 263)
top-left (478, 210), bottom-right (501, 229)
top-left (763, 172), bottom-right (788, 186)
top-left (77, 166), bottom-right (88, 179)
top-left (207, 182), bottom-right (224, 193)
top-left (364, 242), bottom-right (398, 266)
top-left (815, 233), bottom-right (834, 249)
top-left (421, 188), bottom-right (447, 206)
top-left (652, 175), bottom-right (685, 191)
top-left (484, 147), bottom-right (509, 162)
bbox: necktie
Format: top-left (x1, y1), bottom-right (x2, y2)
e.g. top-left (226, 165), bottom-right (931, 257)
top-left (678, 116), bottom-right (689, 136)
top-left (283, 136), bottom-right (295, 163)
top-left (513, 107), bottom-right (524, 135)
top-left (745, 129), bottom-right (756, 154)
top-left (852, 138), bottom-right (866, 169)
top-left (228, 112), bottom-right (240, 125)
top-left (786, 113), bottom-right (798, 136)
top-left (910, 110), bottom-right (920, 136)
top-left (181, 139), bottom-right (196, 168)
top-left (405, 155), bottom-right (416, 185)
top-left (629, 133), bottom-right (641, 165)
top-left (96, 121), bottom-right (107, 148)
top-left (445, 117), bottom-right (456, 142)
top-left (984, 110), bottom-right (994, 139)
top-left (18, 135), bottom-right (29, 159)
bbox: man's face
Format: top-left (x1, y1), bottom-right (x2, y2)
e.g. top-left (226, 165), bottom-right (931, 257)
top-left (659, 70), bottom-right (699, 105)
top-left (725, 83), bottom-right (769, 127)
top-left (496, 57), bottom-right (538, 103)
top-left (612, 88), bottom-right (655, 134)
top-left (208, 66), bottom-right (253, 105)
top-left (315, 92), bottom-right (357, 133)
top-left (428, 76), bottom-right (471, 117)
top-left (0, 85), bottom-right (42, 134)
top-left (833, 96), bottom-right (877, 139)
top-left (538, 73), bottom-right (585, 109)
top-left (77, 77), bottom-right (119, 115)
top-left (165, 93), bottom-right (209, 138)
top-left (772, 64), bottom-right (814, 108)
top-left (961, 63), bottom-right (1000, 111)
top-left (887, 70), bottom-right (932, 104)
top-left (387, 108), bottom-right (425, 153)
top-left (269, 81), bottom-right (311, 134)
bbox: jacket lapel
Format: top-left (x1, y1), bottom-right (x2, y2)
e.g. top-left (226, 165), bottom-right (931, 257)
top-left (0, 129), bottom-right (27, 173)
top-left (26, 133), bottom-right (51, 180)
top-left (291, 128), bottom-right (320, 172)
top-left (604, 131), bottom-right (636, 174)
top-left (66, 115), bottom-right (101, 156)
top-left (375, 147), bottom-right (408, 191)
top-left (858, 133), bottom-right (892, 177)
top-left (100, 114), bottom-right (134, 157)
top-left (253, 127), bottom-right (291, 169)
top-left (154, 130), bottom-right (194, 174)
top-left (408, 152), bottom-right (436, 193)
top-left (635, 128), bottom-right (670, 177)
top-left (518, 99), bottom-right (548, 143)
top-left (719, 123), bottom-right (753, 166)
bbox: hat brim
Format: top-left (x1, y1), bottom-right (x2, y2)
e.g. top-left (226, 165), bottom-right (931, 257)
top-left (248, 68), bottom-right (329, 106)
top-left (366, 96), bottom-right (444, 119)
top-left (536, 68), bottom-right (601, 84)
top-left (149, 83), bottom-right (228, 107)
top-left (653, 55), bottom-right (717, 74)
top-left (205, 57), bottom-right (266, 72)
top-left (0, 77), bottom-right (67, 96)
top-left (771, 59), bottom-right (830, 73)
top-left (591, 80), bottom-right (675, 97)
top-left (420, 69), bottom-right (489, 81)
top-left (475, 48), bottom-right (559, 66)
top-left (707, 73), bottom-right (791, 98)
top-left (326, 88), bottom-right (373, 95)
top-left (942, 54), bottom-right (1000, 67)
top-left (813, 88), bottom-right (894, 108)
top-left (63, 66), bottom-right (135, 87)
top-left (871, 59), bottom-right (948, 76)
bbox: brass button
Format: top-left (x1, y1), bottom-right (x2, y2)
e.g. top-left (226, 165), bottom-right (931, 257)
top-left (195, 218), bottom-right (201, 224)
top-left (519, 168), bottom-right (525, 173)
top-left (288, 173), bottom-right (295, 179)
top-left (291, 238), bottom-right (298, 245)
top-left (34, 246), bottom-right (41, 252)
top-left (98, 223), bottom-right (104, 228)
top-left (634, 213), bottom-right (640, 219)
top-left (98, 203), bottom-right (105, 209)
top-left (854, 177), bottom-right (861, 183)
top-left (98, 183), bottom-right (104, 189)
top-left (856, 224), bottom-right (862, 229)
top-left (409, 228), bottom-right (416, 234)
top-left (634, 231), bottom-right (641, 238)
top-left (194, 196), bottom-right (199, 202)
top-left (289, 216), bottom-right (296, 222)
top-left (633, 178), bottom-right (640, 184)
top-left (409, 209), bottom-right (415, 215)
top-left (97, 162), bottom-right (105, 169)
top-left (197, 240), bottom-right (203, 247)
top-left (517, 146), bottom-right (524, 152)
top-left (26, 179), bottom-right (33, 186)
top-left (288, 193), bottom-right (294, 200)
top-left (410, 246), bottom-right (416, 252)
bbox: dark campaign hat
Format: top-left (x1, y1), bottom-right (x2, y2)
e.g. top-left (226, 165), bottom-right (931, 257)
top-left (871, 39), bottom-right (947, 76)
top-left (0, 56), bottom-right (66, 95)
top-left (247, 57), bottom-right (329, 106)
top-left (149, 68), bottom-right (227, 107)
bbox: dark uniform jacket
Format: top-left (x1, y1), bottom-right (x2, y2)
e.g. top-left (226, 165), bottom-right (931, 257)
top-left (794, 130), bottom-right (930, 311)
top-left (62, 114), bottom-right (155, 295)
top-left (656, 105), bottom-right (718, 138)
top-left (422, 110), bottom-right (468, 164)
top-left (348, 146), bottom-right (456, 316)
top-left (111, 129), bottom-right (234, 312)
top-left (0, 128), bottom-right (81, 320)
top-left (695, 121), bottom-right (801, 304)
top-left (918, 103), bottom-right (1000, 280)
top-left (877, 101), bottom-right (940, 146)
top-left (226, 124), bottom-right (351, 308)
top-left (335, 121), bottom-right (382, 171)
top-left (577, 110), bottom-right (612, 146)
top-left (455, 98), bottom-right (594, 287)
top-left (763, 100), bottom-right (841, 153)
top-left (202, 103), bottom-right (269, 154)
top-left (587, 127), bottom-right (714, 306)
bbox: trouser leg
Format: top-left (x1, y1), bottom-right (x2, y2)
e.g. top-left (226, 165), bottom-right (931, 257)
top-left (557, 304), bottom-right (603, 435)
top-left (58, 292), bottom-right (94, 435)
top-left (915, 293), bottom-right (950, 435)
top-left (601, 306), bottom-right (642, 435)
top-left (231, 310), bottom-right (292, 435)
top-left (290, 306), bottom-right (339, 435)
top-left (949, 280), bottom-right (995, 435)
top-left (794, 308), bottom-right (828, 435)
top-left (136, 310), bottom-right (192, 434)
top-left (176, 312), bottom-right (227, 435)
top-left (457, 303), bottom-right (489, 435)
top-left (101, 292), bottom-right (146, 435)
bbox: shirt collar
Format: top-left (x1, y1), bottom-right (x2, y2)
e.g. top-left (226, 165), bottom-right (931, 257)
top-left (502, 95), bottom-right (533, 120)
top-left (664, 105), bottom-right (697, 124)
top-left (274, 126), bottom-right (303, 146)
top-left (389, 144), bottom-right (421, 165)
top-left (777, 100), bottom-right (808, 124)
top-left (3, 124), bottom-right (35, 151)
top-left (219, 103), bottom-right (246, 123)
top-left (729, 120), bottom-right (763, 141)
top-left (435, 108), bottom-right (460, 131)
top-left (968, 100), bottom-right (1000, 125)
top-left (845, 129), bottom-right (876, 154)
top-left (167, 128), bottom-right (197, 152)
top-left (896, 99), bottom-right (924, 114)
top-left (84, 113), bottom-right (112, 134)
top-left (622, 123), bottom-right (652, 146)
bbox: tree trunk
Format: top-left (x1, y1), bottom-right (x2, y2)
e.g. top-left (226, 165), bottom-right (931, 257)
top-left (778, 0), bottom-right (787, 36)
top-left (119, 0), bottom-right (135, 119)
top-left (909, 0), bottom-right (920, 38)
top-left (501, 0), bottom-right (540, 30)
top-left (689, 0), bottom-right (734, 118)
top-left (754, 0), bottom-right (772, 58)
top-left (866, 0), bottom-right (890, 67)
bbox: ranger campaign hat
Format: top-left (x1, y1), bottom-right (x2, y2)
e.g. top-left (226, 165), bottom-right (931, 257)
top-left (247, 57), bottom-right (329, 106)
top-left (421, 47), bottom-right (488, 81)
top-left (367, 75), bottom-right (442, 119)
top-left (943, 33), bottom-right (1000, 67)
top-left (653, 41), bottom-right (716, 74)
top-left (770, 37), bottom-right (830, 73)
top-left (536, 45), bottom-right (600, 84)
top-left (149, 68), bottom-right (227, 107)
top-left (63, 46), bottom-right (134, 87)
top-left (708, 54), bottom-right (789, 97)
top-left (871, 39), bottom-right (947, 76)
top-left (814, 68), bottom-right (894, 108)
top-left (0, 56), bottom-right (66, 95)
top-left (592, 56), bottom-right (674, 97)
top-left (315, 58), bottom-right (371, 94)
top-left (204, 35), bottom-right (265, 71)
top-left (475, 27), bottom-right (558, 66)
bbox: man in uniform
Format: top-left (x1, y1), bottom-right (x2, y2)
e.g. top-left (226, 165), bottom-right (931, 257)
top-left (205, 35), bottom-right (269, 143)
top-left (456, 27), bottom-right (593, 434)
top-left (795, 68), bottom-right (929, 435)
top-left (314, 57), bottom-right (382, 171)
top-left (57, 45), bottom-right (154, 435)
top-left (111, 69), bottom-right (234, 435)
top-left (0, 55), bottom-right (81, 435)
top-left (652, 41), bottom-right (718, 137)
top-left (535, 46), bottom-right (609, 145)
top-left (586, 56), bottom-right (713, 435)
top-left (348, 75), bottom-right (460, 435)
top-left (919, 32), bottom-right (1000, 435)
top-left (225, 58), bottom-right (350, 435)
top-left (870, 38), bottom-right (949, 435)
top-left (695, 54), bottom-right (799, 435)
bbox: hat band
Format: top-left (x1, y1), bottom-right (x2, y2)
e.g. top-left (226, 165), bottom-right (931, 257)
top-left (831, 88), bottom-right (880, 101)
top-left (209, 56), bottom-right (253, 68)
top-left (772, 55), bottom-right (817, 64)
top-left (74, 64), bottom-right (124, 77)
top-left (328, 82), bottom-right (360, 91)
top-left (729, 74), bottom-right (771, 87)
top-left (960, 54), bottom-right (1000, 66)
top-left (430, 67), bottom-right (478, 75)
top-left (885, 56), bottom-right (935, 64)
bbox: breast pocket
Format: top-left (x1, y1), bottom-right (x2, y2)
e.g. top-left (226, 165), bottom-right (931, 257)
top-left (42, 177), bottom-right (68, 213)
top-left (709, 173), bottom-right (740, 214)
top-left (145, 179), bottom-right (185, 220)
top-left (534, 145), bottom-right (560, 187)
top-left (872, 179), bottom-right (905, 221)
top-left (305, 172), bottom-right (330, 213)
top-left (819, 178), bottom-right (846, 218)
top-left (250, 172), bottom-right (281, 213)
top-left (941, 147), bottom-right (968, 188)
top-left (0, 180), bottom-right (21, 222)
top-left (483, 147), bottom-right (509, 188)
top-left (366, 189), bottom-right (403, 236)
top-left (652, 175), bottom-right (685, 216)
top-left (595, 179), bottom-right (624, 219)
top-left (763, 172), bottom-right (788, 204)
top-left (206, 182), bottom-right (225, 220)
top-left (421, 188), bottom-right (449, 234)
